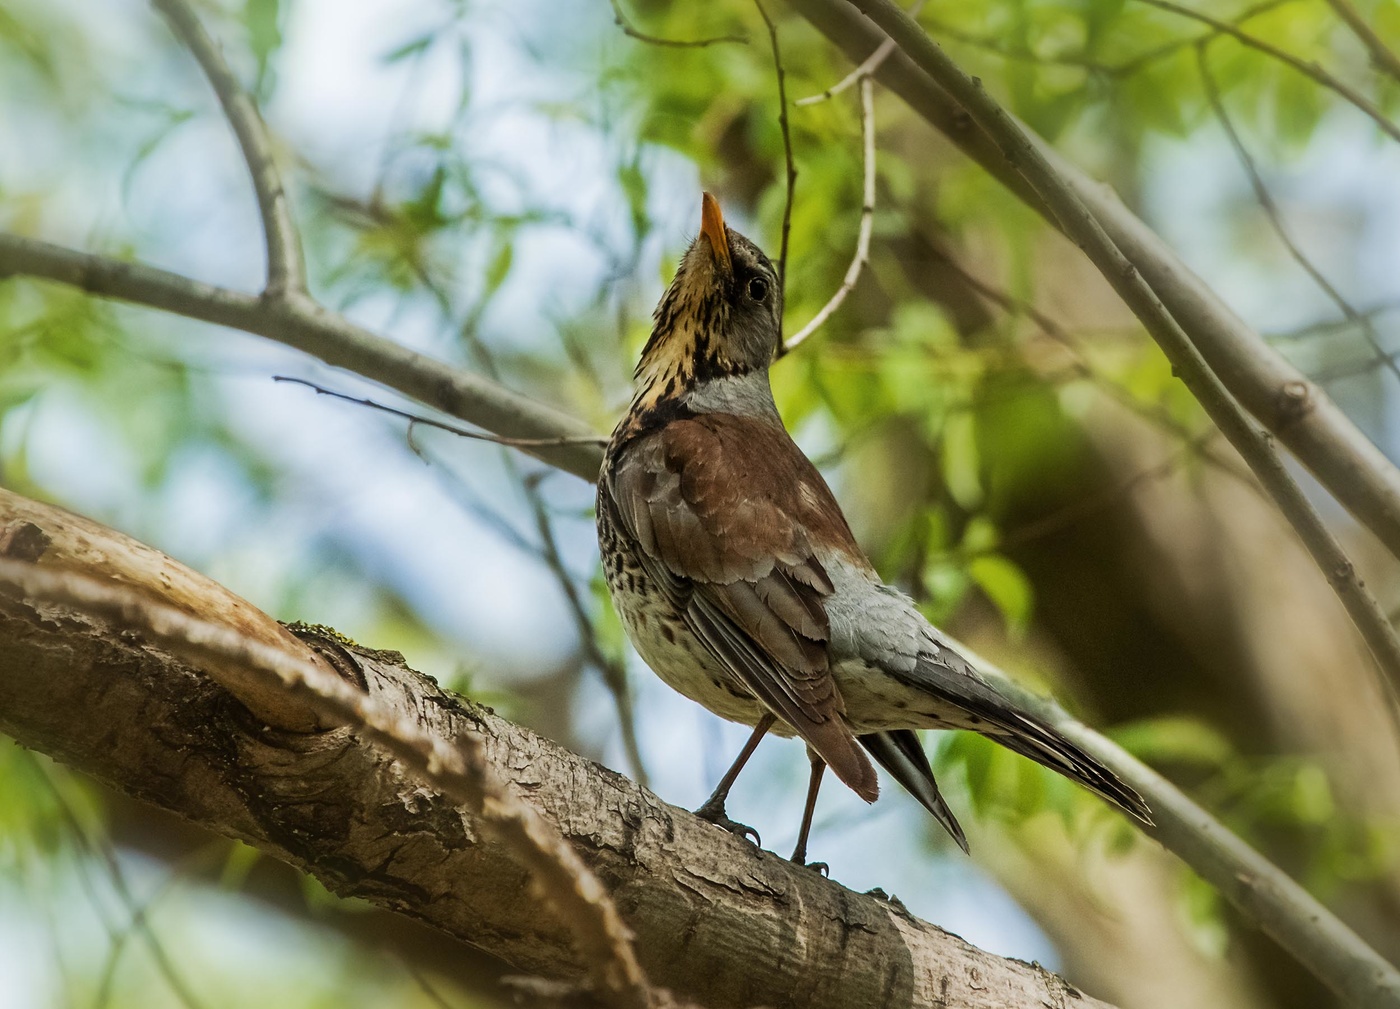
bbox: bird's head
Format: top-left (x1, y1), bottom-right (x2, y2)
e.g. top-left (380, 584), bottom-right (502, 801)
top-left (630, 193), bottom-right (783, 415)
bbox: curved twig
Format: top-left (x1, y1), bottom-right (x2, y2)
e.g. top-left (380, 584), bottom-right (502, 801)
top-left (1324, 0), bottom-right (1400, 85)
top-left (607, 0), bottom-right (747, 48)
top-left (151, 0), bottom-right (307, 297)
top-left (753, 0), bottom-right (797, 299)
top-left (782, 75), bottom-right (876, 354)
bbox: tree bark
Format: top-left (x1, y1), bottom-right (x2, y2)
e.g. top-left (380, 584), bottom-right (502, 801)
top-left (0, 489), bottom-right (1112, 1009)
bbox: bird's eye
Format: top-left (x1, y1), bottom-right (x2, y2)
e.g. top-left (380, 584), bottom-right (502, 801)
top-left (746, 277), bottom-right (769, 302)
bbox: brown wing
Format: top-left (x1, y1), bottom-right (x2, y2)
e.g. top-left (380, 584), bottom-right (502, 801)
top-left (605, 414), bottom-right (878, 802)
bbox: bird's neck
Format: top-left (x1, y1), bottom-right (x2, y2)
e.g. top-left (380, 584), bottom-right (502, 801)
top-left (615, 368), bottom-right (780, 444)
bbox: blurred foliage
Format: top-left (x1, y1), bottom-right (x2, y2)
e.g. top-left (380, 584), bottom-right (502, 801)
top-left (2, 0), bottom-right (1400, 1005)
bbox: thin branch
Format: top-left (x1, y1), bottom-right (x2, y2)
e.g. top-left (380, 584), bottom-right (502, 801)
top-left (0, 560), bottom-right (659, 1009)
top-left (932, 432), bottom-right (1219, 565)
top-left (151, 0), bottom-right (307, 297)
top-left (753, 0), bottom-right (796, 300)
top-left (0, 233), bottom-right (606, 481)
top-left (1324, 0), bottom-right (1400, 85)
top-left (781, 76), bottom-right (876, 354)
top-left (38, 760), bottom-right (211, 1009)
top-left (606, 0), bottom-right (747, 47)
top-left (272, 376), bottom-right (607, 449)
top-left (1195, 42), bottom-right (1400, 386)
top-left (842, 4), bottom-right (1400, 1004)
top-left (940, 253), bottom-right (1254, 486)
top-left (905, 0), bottom-right (1295, 80)
top-left (523, 473), bottom-right (651, 789)
top-left (1134, 0), bottom-right (1400, 145)
top-left (796, 0), bottom-right (925, 106)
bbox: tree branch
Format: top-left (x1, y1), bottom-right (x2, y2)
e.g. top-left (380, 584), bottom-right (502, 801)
top-left (0, 489), bottom-right (1116, 1009)
top-left (151, 0), bottom-right (307, 297)
top-left (1323, 0), bottom-right (1400, 85)
top-left (788, 0), bottom-right (1400, 564)
top-left (0, 233), bottom-right (605, 481)
top-left (1195, 41), bottom-right (1400, 385)
top-left (782, 74), bottom-right (876, 354)
top-left (832, 4), bottom-right (1400, 1004)
top-left (753, 0), bottom-right (797, 299)
top-left (2, 557), bottom-right (657, 1009)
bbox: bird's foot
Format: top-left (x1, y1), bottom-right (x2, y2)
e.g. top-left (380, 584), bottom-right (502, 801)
top-left (794, 859), bottom-right (829, 876)
top-left (694, 800), bottom-right (761, 846)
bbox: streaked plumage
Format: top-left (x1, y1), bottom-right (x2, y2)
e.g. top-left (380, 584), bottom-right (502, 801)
top-left (598, 193), bottom-right (1149, 858)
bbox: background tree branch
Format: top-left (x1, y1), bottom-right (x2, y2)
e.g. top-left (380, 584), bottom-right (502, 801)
top-left (787, 0), bottom-right (1400, 565)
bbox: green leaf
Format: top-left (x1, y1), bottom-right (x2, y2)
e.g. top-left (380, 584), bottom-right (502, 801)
top-left (941, 411), bottom-right (983, 508)
top-left (1111, 716), bottom-right (1234, 768)
top-left (968, 554), bottom-right (1034, 636)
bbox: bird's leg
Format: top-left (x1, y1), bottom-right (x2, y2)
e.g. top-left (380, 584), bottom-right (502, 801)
top-left (694, 712), bottom-right (776, 845)
top-left (790, 750), bottom-right (829, 874)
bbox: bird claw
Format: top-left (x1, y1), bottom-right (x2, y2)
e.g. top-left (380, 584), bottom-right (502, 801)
top-left (694, 801), bottom-right (761, 846)
top-left (798, 860), bottom-right (829, 876)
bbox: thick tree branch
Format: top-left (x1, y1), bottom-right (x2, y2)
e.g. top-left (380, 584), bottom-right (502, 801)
top-left (0, 490), bottom-right (1115, 1009)
top-left (0, 233), bottom-right (604, 481)
top-left (787, 0), bottom-right (1400, 564)
top-left (2, 558), bottom-right (656, 1009)
top-left (152, 0), bottom-right (307, 297)
top-left (832, 3), bottom-right (1400, 1004)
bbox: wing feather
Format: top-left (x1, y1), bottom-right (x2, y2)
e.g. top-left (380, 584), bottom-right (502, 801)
top-left (604, 415), bottom-right (878, 801)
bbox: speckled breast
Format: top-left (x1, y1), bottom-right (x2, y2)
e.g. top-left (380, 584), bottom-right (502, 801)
top-left (596, 483), bottom-right (775, 730)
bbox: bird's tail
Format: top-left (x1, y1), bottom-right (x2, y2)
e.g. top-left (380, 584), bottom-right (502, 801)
top-left (975, 705), bottom-right (1152, 825)
top-left (860, 730), bottom-right (969, 853)
top-left (905, 652), bottom-right (1153, 827)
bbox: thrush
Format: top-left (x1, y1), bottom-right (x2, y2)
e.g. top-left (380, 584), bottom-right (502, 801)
top-left (597, 192), bottom-right (1150, 862)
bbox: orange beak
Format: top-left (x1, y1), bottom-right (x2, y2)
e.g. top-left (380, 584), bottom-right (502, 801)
top-left (699, 192), bottom-right (732, 274)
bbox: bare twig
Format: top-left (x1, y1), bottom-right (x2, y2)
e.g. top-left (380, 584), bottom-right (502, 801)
top-left (151, 0), bottom-right (307, 297)
top-left (939, 254), bottom-right (1253, 486)
top-left (606, 0), bottom-right (747, 48)
top-left (932, 432), bottom-right (1218, 565)
top-left (1195, 42), bottom-right (1400, 386)
top-left (1, 561), bottom-right (658, 1009)
top-left (753, 0), bottom-right (796, 300)
top-left (782, 76), bottom-right (876, 354)
top-left (522, 474), bottom-right (650, 787)
top-left (1323, 0), bottom-right (1400, 85)
top-left (1135, 0), bottom-right (1400, 145)
top-left (842, 4), bottom-right (1400, 1002)
top-left (37, 759), bottom-right (211, 1009)
top-left (272, 376), bottom-right (607, 449)
top-left (796, 0), bottom-right (925, 106)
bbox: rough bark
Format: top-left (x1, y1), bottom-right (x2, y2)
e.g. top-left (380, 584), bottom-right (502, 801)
top-left (0, 490), bottom-right (1111, 1009)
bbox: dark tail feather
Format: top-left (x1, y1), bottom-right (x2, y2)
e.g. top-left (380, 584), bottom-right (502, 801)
top-left (860, 730), bottom-right (970, 854)
top-left (985, 710), bottom-right (1153, 825)
top-left (906, 652), bottom-right (1153, 826)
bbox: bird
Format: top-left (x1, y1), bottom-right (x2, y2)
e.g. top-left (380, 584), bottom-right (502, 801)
top-left (596, 192), bottom-right (1150, 863)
